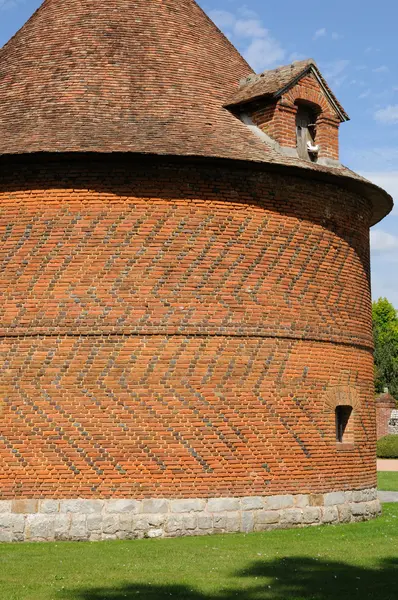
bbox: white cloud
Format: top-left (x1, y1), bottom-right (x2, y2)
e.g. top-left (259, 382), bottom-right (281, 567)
top-left (375, 105), bottom-right (398, 124)
top-left (0, 0), bottom-right (24, 9)
top-left (373, 65), bottom-right (389, 74)
top-left (323, 59), bottom-right (350, 78)
top-left (209, 8), bottom-right (286, 72)
top-left (359, 89), bottom-right (371, 99)
top-left (244, 38), bottom-right (285, 72)
top-left (331, 32), bottom-right (343, 41)
top-left (313, 28), bottom-right (327, 40)
top-left (289, 52), bottom-right (306, 62)
top-left (321, 59), bottom-right (350, 88)
top-left (365, 46), bottom-right (381, 54)
top-left (237, 5), bottom-right (258, 19)
top-left (234, 19), bottom-right (267, 38)
top-left (209, 9), bottom-right (236, 29)
top-left (371, 229), bottom-right (398, 252)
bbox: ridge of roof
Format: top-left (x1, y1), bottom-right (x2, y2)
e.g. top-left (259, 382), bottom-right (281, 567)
top-left (225, 58), bottom-right (349, 121)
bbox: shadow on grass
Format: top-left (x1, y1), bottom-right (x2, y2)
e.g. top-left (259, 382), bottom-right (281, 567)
top-left (63, 556), bottom-right (398, 600)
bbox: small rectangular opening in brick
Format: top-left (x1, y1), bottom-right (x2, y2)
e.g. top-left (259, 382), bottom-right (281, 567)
top-left (335, 405), bottom-right (354, 444)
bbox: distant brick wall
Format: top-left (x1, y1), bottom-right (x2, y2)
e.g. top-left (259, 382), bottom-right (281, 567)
top-left (250, 72), bottom-right (341, 161)
top-left (375, 394), bottom-right (396, 439)
top-left (0, 155), bottom-right (376, 500)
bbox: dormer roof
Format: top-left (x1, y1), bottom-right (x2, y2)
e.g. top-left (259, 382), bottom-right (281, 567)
top-left (225, 59), bottom-right (349, 122)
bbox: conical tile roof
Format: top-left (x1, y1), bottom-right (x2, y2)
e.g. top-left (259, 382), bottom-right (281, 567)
top-left (0, 0), bottom-right (393, 224)
top-left (0, 0), bottom-right (268, 159)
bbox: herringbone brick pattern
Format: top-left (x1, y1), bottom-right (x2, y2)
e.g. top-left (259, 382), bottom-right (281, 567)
top-left (0, 158), bottom-right (376, 499)
top-left (0, 336), bottom-right (376, 498)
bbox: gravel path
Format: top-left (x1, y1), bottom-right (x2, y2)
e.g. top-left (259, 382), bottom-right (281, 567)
top-left (377, 459), bottom-right (398, 472)
top-left (379, 491), bottom-right (398, 502)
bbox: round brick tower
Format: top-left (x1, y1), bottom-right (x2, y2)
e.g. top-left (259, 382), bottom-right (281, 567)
top-left (0, 0), bottom-right (393, 541)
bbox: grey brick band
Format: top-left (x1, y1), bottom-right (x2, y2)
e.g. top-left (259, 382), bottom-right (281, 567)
top-left (0, 488), bottom-right (380, 542)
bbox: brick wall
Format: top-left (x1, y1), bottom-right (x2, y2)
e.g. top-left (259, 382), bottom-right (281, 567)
top-left (375, 394), bottom-right (396, 439)
top-left (0, 155), bottom-right (376, 500)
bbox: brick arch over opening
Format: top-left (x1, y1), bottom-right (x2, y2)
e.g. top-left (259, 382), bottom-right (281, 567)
top-left (284, 85), bottom-right (332, 116)
top-left (323, 385), bottom-right (361, 412)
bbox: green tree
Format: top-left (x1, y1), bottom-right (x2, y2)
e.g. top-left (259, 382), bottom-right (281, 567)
top-left (372, 297), bottom-right (398, 399)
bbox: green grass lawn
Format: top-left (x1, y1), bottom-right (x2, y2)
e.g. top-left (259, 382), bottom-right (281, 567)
top-left (1, 505), bottom-right (398, 600)
top-left (378, 471), bottom-right (398, 491)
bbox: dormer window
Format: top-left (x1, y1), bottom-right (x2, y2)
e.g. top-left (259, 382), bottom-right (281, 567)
top-left (225, 58), bottom-right (348, 166)
top-left (296, 103), bottom-right (319, 162)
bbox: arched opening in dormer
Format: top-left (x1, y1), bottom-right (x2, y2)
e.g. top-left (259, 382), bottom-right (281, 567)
top-left (295, 101), bottom-right (321, 162)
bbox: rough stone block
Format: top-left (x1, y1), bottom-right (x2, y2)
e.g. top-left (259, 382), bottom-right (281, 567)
top-left (142, 499), bottom-right (168, 514)
top-left (241, 511), bottom-right (254, 533)
top-left (309, 494), bottom-right (324, 507)
top-left (368, 488), bottom-right (378, 501)
top-left (213, 513), bottom-right (227, 529)
top-left (0, 529), bottom-right (12, 542)
top-left (11, 514), bottom-right (25, 533)
top-left (102, 533), bottom-right (117, 540)
top-left (207, 498), bottom-right (240, 512)
top-left (107, 500), bottom-right (141, 514)
top-left (147, 514), bottom-right (166, 527)
top-left (294, 495), bottom-right (309, 508)
top-left (61, 500), bottom-right (103, 514)
top-left (170, 499), bottom-right (206, 513)
top-left (367, 500), bottom-right (381, 515)
top-left (350, 502), bottom-right (367, 516)
top-left (0, 514), bottom-right (13, 528)
top-left (133, 516), bottom-right (150, 531)
top-left (324, 492), bottom-right (346, 506)
top-left (102, 515), bottom-right (119, 535)
top-left (303, 507), bottom-right (321, 524)
top-left (0, 501), bottom-right (11, 513)
top-left (280, 509), bottom-right (303, 525)
top-left (198, 514), bottom-right (212, 529)
top-left (226, 512), bottom-right (240, 532)
top-left (256, 510), bottom-right (280, 525)
top-left (337, 504), bottom-right (352, 523)
top-left (241, 496), bottom-right (264, 511)
top-left (26, 515), bottom-right (55, 541)
top-left (166, 515), bottom-right (184, 533)
top-left (147, 528), bottom-right (163, 538)
top-left (265, 495), bottom-right (294, 510)
top-left (12, 499), bottom-right (38, 514)
top-left (119, 514), bottom-right (134, 532)
top-left (39, 500), bottom-right (60, 514)
top-left (54, 514), bottom-right (71, 541)
top-left (183, 514), bottom-right (197, 530)
top-left (352, 489), bottom-right (375, 503)
top-left (87, 514), bottom-right (102, 532)
top-left (322, 506), bottom-right (339, 523)
top-left (69, 515), bottom-right (88, 541)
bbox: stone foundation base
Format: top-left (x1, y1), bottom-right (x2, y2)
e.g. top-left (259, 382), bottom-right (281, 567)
top-left (0, 488), bottom-right (380, 542)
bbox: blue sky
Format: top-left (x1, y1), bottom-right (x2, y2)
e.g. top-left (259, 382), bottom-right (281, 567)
top-left (1, 0), bottom-right (397, 307)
